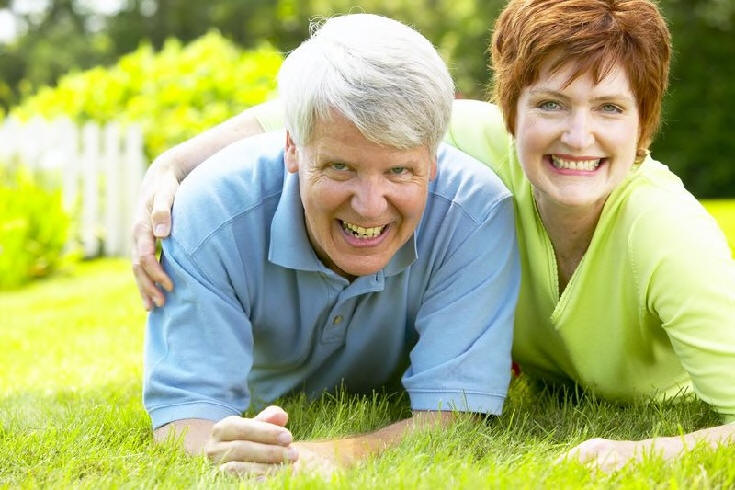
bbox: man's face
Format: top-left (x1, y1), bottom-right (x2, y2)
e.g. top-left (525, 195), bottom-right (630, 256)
top-left (285, 112), bottom-right (436, 279)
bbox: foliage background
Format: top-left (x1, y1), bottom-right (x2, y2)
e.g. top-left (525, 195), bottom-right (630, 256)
top-left (0, 163), bottom-right (70, 288)
top-left (1, 0), bottom-right (734, 196)
top-left (9, 32), bottom-right (282, 160)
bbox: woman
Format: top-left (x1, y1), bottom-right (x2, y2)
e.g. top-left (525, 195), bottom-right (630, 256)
top-left (132, 0), bottom-right (735, 471)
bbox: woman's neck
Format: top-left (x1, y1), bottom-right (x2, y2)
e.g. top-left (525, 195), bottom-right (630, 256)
top-left (534, 191), bottom-right (606, 293)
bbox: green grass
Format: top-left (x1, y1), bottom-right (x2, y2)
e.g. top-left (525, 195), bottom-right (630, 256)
top-left (3, 198), bottom-right (735, 489)
top-left (702, 200), bottom-right (735, 252)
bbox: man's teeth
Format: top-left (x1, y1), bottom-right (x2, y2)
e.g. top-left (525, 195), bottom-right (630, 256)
top-left (342, 221), bottom-right (386, 239)
top-left (551, 156), bottom-right (601, 171)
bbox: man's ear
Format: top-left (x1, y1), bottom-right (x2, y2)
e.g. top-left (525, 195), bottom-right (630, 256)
top-left (429, 156), bottom-right (438, 180)
top-left (285, 131), bottom-right (299, 174)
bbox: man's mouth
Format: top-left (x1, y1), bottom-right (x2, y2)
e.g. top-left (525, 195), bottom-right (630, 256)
top-left (340, 220), bottom-right (388, 239)
top-left (551, 155), bottom-right (603, 171)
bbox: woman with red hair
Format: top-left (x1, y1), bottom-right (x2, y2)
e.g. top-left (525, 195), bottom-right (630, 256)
top-left (132, 0), bottom-right (735, 471)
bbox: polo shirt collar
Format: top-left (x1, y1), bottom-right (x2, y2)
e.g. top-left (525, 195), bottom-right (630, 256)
top-left (268, 165), bottom-right (418, 277)
top-left (269, 167), bottom-right (323, 272)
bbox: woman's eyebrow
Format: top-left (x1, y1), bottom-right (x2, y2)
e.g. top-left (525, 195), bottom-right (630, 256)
top-left (528, 88), bottom-right (634, 104)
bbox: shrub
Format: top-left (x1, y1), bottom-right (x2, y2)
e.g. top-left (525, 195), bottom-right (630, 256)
top-left (0, 164), bottom-right (70, 289)
top-left (11, 31), bottom-right (283, 161)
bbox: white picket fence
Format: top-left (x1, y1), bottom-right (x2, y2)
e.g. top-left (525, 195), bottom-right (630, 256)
top-left (0, 116), bottom-right (146, 257)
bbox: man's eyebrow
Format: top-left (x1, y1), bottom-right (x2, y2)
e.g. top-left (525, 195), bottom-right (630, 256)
top-left (317, 153), bottom-right (424, 167)
top-left (316, 153), bottom-right (351, 164)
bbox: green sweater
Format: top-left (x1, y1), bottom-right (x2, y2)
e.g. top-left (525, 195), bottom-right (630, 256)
top-left (255, 98), bottom-right (735, 423)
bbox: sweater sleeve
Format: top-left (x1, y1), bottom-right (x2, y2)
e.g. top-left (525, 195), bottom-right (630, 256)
top-left (250, 99), bottom-right (285, 132)
top-left (444, 99), bottom-right (514, 188)
top-left (631, 191), bottom-right (735, 424)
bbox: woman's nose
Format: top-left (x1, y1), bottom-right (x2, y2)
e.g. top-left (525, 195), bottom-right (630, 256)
top-left (560, 110), bottom-right (595, 150)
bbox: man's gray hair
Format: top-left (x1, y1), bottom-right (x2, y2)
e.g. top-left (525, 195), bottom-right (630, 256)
top-left (277, 14), bottom-right (454, 153)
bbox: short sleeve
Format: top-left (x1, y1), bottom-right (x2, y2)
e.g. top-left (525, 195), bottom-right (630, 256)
top-left (402, 197), bottom-right (520, 415)
top-left (143, 234), bottom-right (255, 429)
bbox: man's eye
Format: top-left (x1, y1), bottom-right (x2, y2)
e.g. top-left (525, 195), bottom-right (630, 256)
top-left (539, 100), bottom-right (562, 110)
top-left (389, 166), bottom-right (409, 175)
top-left (330, 163), bottom-right (348, 171)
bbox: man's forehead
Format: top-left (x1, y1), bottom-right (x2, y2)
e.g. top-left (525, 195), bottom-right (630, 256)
top-left (310, 111), bottom-right (430, 151)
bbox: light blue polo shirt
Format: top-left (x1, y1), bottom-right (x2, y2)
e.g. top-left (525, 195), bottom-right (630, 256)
top-left (143, 131), bottom-right (520, 429)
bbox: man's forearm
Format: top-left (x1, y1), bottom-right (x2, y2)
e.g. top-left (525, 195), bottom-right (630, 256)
top-left (152, 410), bottom-right (464, 475)
top-left (162, 106), bottom-right (267, 181)
top-left (294, 410), bottom-right (459, 468)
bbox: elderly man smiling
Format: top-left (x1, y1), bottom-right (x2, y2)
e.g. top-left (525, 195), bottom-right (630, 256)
top-left (144, 14), bottom-right (519, 475)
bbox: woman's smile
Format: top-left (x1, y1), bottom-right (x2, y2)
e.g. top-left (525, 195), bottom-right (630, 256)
top-left (549, 155), bottom-right (604, 172)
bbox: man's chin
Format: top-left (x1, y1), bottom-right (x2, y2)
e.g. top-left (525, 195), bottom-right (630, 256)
top-left (334, 258), bottom-right (388, 279)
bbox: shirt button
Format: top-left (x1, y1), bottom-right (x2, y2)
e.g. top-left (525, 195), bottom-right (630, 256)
top-left (333, 315), bottom-right (343, 325)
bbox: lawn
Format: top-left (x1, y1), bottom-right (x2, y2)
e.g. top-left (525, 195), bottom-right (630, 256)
top-left (2, 200), bottom-right (735, 488)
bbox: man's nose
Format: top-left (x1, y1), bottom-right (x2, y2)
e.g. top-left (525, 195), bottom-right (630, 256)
top-left (560, 110), bottom-right (595, 150)
top-left (351, 178), bottom-right (389, 220)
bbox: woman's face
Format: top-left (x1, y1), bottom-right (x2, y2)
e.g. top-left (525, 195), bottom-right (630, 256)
top-left (514, 60), bottom-right (640, 212)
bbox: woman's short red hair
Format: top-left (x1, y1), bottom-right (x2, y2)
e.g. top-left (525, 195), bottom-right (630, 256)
top-left (490, 0), bottom-right (671, 151)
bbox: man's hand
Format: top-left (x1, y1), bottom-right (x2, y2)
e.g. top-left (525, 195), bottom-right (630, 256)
top-left (210, 407), bottom-right (352, 478)
top-left (131, 155), bottom-right (178, 311)
top-left (208, 405), bottom-right (300, 477)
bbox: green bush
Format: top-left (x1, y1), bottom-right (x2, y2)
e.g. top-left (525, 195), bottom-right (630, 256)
top-left (0, 164), bottom-right (70, 289)
top-left (11, 31), bottom-right (283, 161)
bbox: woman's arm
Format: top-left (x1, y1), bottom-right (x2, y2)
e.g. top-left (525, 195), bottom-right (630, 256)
top-left (564, 188), bottom-right (735, 472)
top-left (562, 423), bottom-right (735, 472)
top-left (132, 105), bottom-right (269, 310)
top-left (131, 99), bottom-right (509, 309)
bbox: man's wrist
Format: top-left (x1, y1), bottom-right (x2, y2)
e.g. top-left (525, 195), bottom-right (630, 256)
top-left (293, 438), bottom-right (361, 468)
top-left (153, 418), bottom-right (215, 455)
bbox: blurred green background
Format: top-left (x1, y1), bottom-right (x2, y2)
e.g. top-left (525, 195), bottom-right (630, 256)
top-left (1, 0), bottom-right (734, 197)
top-left (0, 0), bottom-right (734, 289)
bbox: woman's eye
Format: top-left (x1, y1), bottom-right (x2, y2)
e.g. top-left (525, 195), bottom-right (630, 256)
top-left (601, 103), bottom-right (623, 114)
top-left (539, 100), bottom-right (561, 110)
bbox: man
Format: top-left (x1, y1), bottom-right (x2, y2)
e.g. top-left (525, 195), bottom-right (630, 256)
top-left (144, 14), bottom-right (519, 476)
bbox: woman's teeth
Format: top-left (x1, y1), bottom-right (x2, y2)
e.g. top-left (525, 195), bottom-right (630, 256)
top-left (342, 221), bottom-right (386, 239)
top-left (551, 155), bottom-right (601, 171)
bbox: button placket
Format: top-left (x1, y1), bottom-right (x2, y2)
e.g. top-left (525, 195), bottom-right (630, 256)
top-left (321, 298), bottom-right (357, 344)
